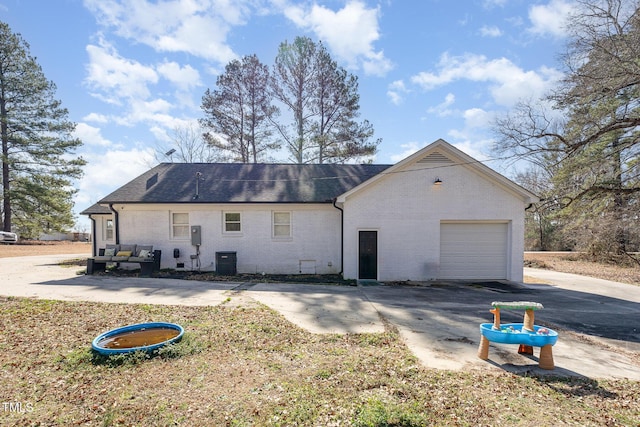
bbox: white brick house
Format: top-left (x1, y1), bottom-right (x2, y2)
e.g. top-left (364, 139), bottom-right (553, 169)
top-left (82, 139), bottom-right (537, 282)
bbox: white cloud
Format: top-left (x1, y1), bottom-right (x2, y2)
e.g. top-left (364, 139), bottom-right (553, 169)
top-left (75, 123), bottom-right (112, 147)
top-left (85, 39), bottom-right (158, 104)
top-left (112, 98), bottom-right (176, 128)
top-left (157, 61), bottom-right (201, 91)
top-left (411, 52), bottom-right (562, 107)
top-left (77, 147), bottom-right (156, 207)
top-left (84, 40), bottom-right (202, 127)
top-left (479, 25), bottom-right (503, 37)
top-left (483, 0), bottom-right (508, 8)
top-left (83, 112), bottom-right (109, 124)
top-left (283, 0), bottom-right (393, 76)
top-left (439, 107), bottom-right (493, 153)
top-left (450, 139), bottom-right (491, 162)
top-left (462, 107), bottom-right (492, 129)
top-left (427, 93), bottom-right (456, 117)
top-left (83, 0), bottom-right (244, 63)
top-left (387, 80), bottom-right (409, 105)
top-left (528, 0), bottom-right (574, 38)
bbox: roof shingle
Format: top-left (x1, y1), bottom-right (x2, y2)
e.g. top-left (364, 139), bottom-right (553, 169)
top-left (97, 163), bottom-right (392, 204)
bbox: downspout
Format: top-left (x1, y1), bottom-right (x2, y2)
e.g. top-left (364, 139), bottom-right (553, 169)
top-left (332, 198), bottom-right (344, 277)
top-left (89, 215), bottom-right (97, 256)
top-left (109, 204), bottom-right (120, 244)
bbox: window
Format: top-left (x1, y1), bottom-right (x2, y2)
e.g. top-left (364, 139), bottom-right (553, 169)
top-left (273, 211), bottom-right (291, 238)
top-left (172, 212), bottom-right (189, 239)
top-left (224, 212), bottom-right (241, 233)
top-left (105, 219), bottom-right (114, 241)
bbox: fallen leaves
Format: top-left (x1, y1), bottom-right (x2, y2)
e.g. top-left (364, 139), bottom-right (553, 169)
top-left (0, 297), bottom-right (638, 426)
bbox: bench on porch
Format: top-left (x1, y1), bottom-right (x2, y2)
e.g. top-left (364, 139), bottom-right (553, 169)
top-left (87, 244), bottom-right (161, 277)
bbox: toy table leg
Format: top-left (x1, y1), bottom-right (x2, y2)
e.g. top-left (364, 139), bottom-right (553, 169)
top-left (523, 308), bottom-right (535, 332)
top-left (518, 344), bottom-right (534, 355)
top-left (478, 336), bottom-right (490, 360)
top-left (539, 345), bottom-right (554, 370)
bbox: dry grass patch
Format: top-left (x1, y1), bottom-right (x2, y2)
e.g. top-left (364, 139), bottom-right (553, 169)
top-left (0, 241), bottom-right (91, 258)
top-left (525, 252), bottom-right (640, 286)
top-left (1, 297), bottom-right (638, 426)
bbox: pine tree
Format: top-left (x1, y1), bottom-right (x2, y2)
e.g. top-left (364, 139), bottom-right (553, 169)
top-left (0, 21), bottom-right (85, 238)
top-left (271, 37), bottom-right (318, 163)
top-left (200, 55), bottom-right (279, 163)
top-left (312, 43), bottom-right (378, 163)
top-left (272, 36), bottom-right (379, 164)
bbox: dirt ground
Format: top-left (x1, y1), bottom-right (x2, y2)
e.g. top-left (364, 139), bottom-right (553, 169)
top-left (0, 241), bottom-right (91, 258)
top-left (1, 243), bottom-right (638, 425)
top-left (524, 251), bottom-right (640, 286)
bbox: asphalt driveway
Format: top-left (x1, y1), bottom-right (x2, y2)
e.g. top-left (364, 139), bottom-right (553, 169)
top-left (1, 254), bottom-right (639, 380)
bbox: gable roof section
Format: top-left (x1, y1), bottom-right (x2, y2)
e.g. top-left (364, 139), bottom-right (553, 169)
top-left (336, 139), bottom-right (539, 204)
top-left (97, 163), bottom-right (392, 204)
top-left (80, 203), bottom-right (113, 215)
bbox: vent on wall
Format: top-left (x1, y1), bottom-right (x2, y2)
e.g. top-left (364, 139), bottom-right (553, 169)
top-left (417, 151), bottom-right (454, 164)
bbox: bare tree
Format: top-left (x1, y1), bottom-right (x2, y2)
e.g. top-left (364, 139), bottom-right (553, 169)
top-left (494, 0), bottom-right (640, 259)
top-left (155, 122), bottom-right (226, 163)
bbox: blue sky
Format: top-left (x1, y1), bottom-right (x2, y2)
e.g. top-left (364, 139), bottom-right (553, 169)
top-left (0, 0), bottom-right (572, 231)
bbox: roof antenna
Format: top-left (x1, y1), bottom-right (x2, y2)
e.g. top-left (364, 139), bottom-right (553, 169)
top-left (193, 172), bottom-right (203, 200)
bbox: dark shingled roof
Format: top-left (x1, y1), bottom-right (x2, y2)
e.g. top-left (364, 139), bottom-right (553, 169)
top-left (96, 163), bottom-right (392, 204)
top-left (80, 203), bottom-right (113, 215)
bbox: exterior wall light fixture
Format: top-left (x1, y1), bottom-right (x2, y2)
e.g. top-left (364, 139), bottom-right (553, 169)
top-left (434, 178), bottom-right (442, 185)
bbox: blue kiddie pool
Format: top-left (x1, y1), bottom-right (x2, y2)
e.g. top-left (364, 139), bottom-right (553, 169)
top-left (92, 322), bottom-right (184, 355)
top-left (480, 323), bottom-right (558, 347)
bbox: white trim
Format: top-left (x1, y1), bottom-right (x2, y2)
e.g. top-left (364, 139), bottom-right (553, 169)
top-left (170, 211), bottom-right (190, 240)
top-left (103, 218), bottom-right (114, 241)
top-left (223, 211), bottom-right (242, 235)
top-left (272, 211), bottom-right (292, 239)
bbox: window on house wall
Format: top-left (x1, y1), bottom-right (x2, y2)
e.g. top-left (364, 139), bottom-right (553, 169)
top-left (224, 212), bottom-right (241, 233)
top-left (105, 218), bottom-right (114, 241)
top-left (273, 211), bottom-right (291, 238)
top-left (172, 212), bottom-right (190, 239)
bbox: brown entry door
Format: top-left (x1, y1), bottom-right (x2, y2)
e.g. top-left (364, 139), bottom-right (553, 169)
top-left (359, 231), bottom-right (377, 280)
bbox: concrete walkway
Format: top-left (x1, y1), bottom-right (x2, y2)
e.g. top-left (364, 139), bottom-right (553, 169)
top-left (1, 254), bottom-right (639, 380)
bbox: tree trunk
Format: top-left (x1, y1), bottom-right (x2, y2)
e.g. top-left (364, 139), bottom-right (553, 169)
top-left (1, 92), bottom-right (11, 232)
top-left (612, 137), bottom-right (626, 254)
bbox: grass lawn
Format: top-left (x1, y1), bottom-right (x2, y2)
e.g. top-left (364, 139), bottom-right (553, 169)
top-left (1, 296), bottom-right (638, 426)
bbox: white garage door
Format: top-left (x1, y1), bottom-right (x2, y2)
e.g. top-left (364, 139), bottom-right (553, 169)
top-left (439, 222), bottom-right (509, 280)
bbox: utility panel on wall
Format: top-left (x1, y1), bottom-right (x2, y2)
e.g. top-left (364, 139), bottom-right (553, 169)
top-left (191, 225), bottom-right (201, 246)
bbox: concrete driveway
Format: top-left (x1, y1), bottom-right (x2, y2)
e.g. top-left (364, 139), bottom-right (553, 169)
top-left (1, 254), bottom-right (639, 380)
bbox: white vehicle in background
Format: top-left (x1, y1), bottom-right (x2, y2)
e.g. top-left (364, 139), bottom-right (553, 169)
top-left (0, 231), bottom-right (18, 244)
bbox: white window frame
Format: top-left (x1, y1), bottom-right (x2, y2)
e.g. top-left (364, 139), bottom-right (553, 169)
top-left (171, 212), bottom-right (190, 240)
top-left (223, 212), bottom-right (242, 234)
top-left (272, 211), bottom-right (292, 238)
top-left (104, 218), bottom-right (114, 241)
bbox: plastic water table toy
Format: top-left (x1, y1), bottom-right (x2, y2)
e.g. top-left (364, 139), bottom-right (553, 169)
top-left (477, 301), bottom-right (558, 370)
